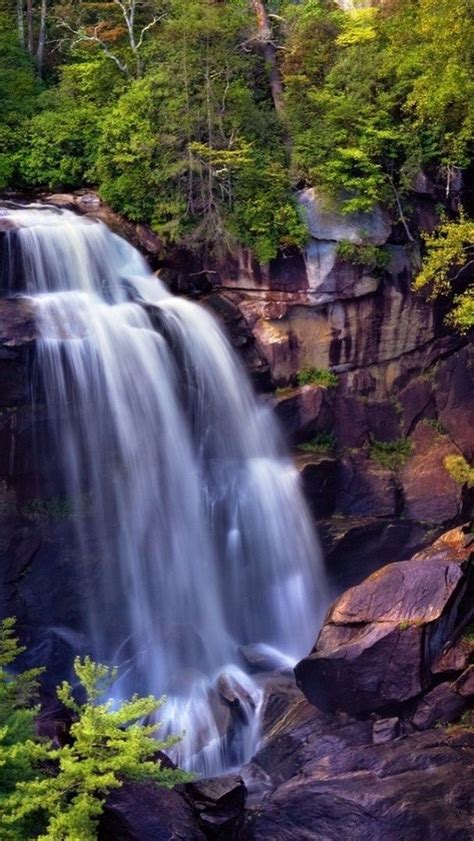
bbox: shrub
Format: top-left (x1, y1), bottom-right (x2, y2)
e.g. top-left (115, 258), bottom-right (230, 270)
top-left (297, 432), bottom-right (335, 454)
top-left (336, 240), bottom-right (390, 271)
top-left (296, 368), bottom-right (339, 388)
top-left (369, 438), bottom-right (412, 470)
top-left (0, 620), bottom-right (189, 841)
top-left (443, 454), bottom-right (474, 487)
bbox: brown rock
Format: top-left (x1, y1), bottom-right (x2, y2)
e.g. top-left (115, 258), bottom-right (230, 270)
top-left (432, 638), bottom-right (472, 675)
top-left (295, 528), bottom-right (472, 714)
top-left (400, 423), bottom-right (463, 523)
top-left (274, 384), bottom-right (333, 442)
top-left (335, 456), bottom-right (398, 518)
top-left (296, 453), bottom-right (337, 518)
top-left (372, 717), bottom-right (400, 744)
top-left (411, 681), bottom-right (467, 730)
top-left (98, 780), bottom-right (205, 841)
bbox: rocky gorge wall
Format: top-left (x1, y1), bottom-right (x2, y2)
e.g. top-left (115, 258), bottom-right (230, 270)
top-left (0, 185), bottom-right (472, 654)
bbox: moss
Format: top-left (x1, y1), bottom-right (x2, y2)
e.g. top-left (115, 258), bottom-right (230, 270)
top-left (369, 438), bottom-right (412, 470)
top-left (443, 454), bottom-right (474, 487)
top-left (296, 368), bottom-right (339, 388)
top-left (275, 386), bottom-right (296, 398)
top-left (423, 418), bottom-right (446, 435)
top-left (297, 432), bottom-right (335, 455)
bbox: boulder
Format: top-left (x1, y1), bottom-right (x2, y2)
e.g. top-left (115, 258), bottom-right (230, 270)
top-left (183, 775), bottom-right (246, 838)
top-left (98, 781), bottom-right (205, 841)
top-left (238, 643), bottom-right (293, 674)
top-left (295, 528), bottom-right (472, 714)
top-left (298, 187), bottom-right (392, 245)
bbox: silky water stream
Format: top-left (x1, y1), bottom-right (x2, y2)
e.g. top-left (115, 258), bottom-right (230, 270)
top-left (1, 203), bottom-right (327, 775)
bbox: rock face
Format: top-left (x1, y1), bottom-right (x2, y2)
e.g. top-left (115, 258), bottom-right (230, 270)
top-left (295, 528), bottom-right (473, 716)
top-left (243, 526), bottom-right (474, 841)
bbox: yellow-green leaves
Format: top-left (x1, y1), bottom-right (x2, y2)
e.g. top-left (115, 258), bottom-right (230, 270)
top-left (414, 213), bottom-right (474, 333)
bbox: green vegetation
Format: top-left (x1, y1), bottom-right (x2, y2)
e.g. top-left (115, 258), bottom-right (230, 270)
top-left (423, 418), bottom-right (446, 435)
top-left (336, 240), bottom-right (390, 271)
top-left (297, 368), bottom-right (339, 388)
top-left (297, 432), bottom-right (335, 455)
top-left (369, 437), bottom-right (412, 470)
top-left (0, 0), bottom-right (472, 278)
top-left (443, 454), bottom-right (474, 487)
top-left (414, 214), bottom-right (474, 333)
top-left (0, 618), bottom-right (188, 840)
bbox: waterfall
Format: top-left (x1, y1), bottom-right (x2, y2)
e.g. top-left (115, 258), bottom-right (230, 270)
top-left (1, 203), bottom-right (327, 775)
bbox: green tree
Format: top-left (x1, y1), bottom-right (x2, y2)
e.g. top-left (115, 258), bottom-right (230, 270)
top-left (414, 213), bottom-right (474, 333)
top-left (0, 620), bottom-right (189, 841)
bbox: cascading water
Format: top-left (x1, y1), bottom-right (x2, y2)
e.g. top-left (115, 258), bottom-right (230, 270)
top-left (1, 203), bottom-right (327, 775)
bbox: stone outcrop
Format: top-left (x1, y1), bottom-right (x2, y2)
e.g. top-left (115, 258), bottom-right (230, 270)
top-left (295, 528), bottom-right (473, 717)
top-left (242, 526), bottom-right (474, 840)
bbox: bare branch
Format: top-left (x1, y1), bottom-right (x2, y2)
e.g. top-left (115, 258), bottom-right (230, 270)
top-left (59, 20), bottom-right (129, 74)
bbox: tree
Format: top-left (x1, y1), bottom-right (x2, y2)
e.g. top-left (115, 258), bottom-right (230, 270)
top-left (0, 620), bottom-right (188, 841)
top-left (57, 0), bottom-right (165, 78)
top-left (414, 213), bottom-right (474, 334)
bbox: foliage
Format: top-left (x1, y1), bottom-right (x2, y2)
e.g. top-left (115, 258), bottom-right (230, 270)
top-left (414, 213), bottom-right (474, 334)
top-left (369, 437), bottom-right (412, 470)
top-left (0, 12), bottom-right (40, 187)
top-left (443, 454), bottom-right (474, 488)
top-left (0, 620), bottom-right (188, 841)
top-left (297, 432), bottom-right (335, 455)
top-left (282, 0), bottom-right (474, 216)
top-left (336, 240), bottom-right (390, 271)
top-left (296, 367), bottom-right (339, 388)
top-left (0, 0), bottom-right (474, 271)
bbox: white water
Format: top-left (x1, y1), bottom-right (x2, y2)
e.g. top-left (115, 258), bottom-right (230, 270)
top-left (1, 204), bottom-right (327, 774)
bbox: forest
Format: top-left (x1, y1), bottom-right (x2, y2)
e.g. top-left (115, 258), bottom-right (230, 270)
top-left (0, 0), bottom-right (473, 325)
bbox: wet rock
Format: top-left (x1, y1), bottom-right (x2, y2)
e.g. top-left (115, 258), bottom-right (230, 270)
top-left (298, 187), bottom-right (392, 245)
top-left (76, 192), bottom-right (101, 212)
top-left (98, 780), bottom-right (205, 841)
top-left (400, 423), bottom-right (464, 524)
top-left (295, 528), bottom-right (472, 714)
top-left (238, 643), bottom-right (292, 674)
top-left (184, 775), bottom-right (246, 838)
top-left (296, 454), bottom-right (337, 518)
top-left (0, 298), bottom-right (37, 347)
top-left (372, 717), bottom-right (400, 744)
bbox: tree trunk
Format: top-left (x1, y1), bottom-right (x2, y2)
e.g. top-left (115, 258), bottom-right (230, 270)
top-left (36, 0), bottom-right (47, 77)
top-left (250, 0), bottom-right (284, 115)
top-left (17, 0), bottom-right (25, 46)
top-left (26, 0), bottom-right (34, 55)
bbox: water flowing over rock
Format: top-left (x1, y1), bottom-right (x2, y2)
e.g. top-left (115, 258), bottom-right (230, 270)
top-left (0, 202), bottom-right (327, 776)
